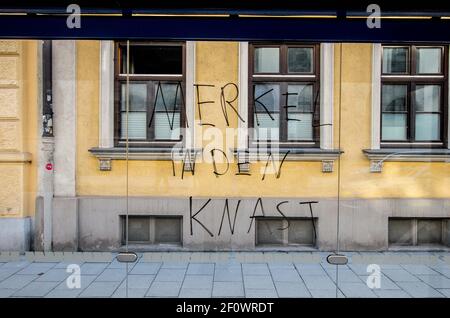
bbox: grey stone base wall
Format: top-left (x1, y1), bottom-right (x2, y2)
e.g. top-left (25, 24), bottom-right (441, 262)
top-left (0, 217), bottom-right (31, 252)
top-left (48, 196), bottom-right (450, 252)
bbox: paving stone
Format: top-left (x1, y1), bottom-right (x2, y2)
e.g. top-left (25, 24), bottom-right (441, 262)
top-left (274, 281), bottom-right (311, 298)
top-left (186, 263), bottom-right (214, 275)
top-left (0, 268), bottom-right (21, 282)
top-left (214, 268), bottom-right (243, 282)
top-left (154, 269), bottom-right (186, 282)
top-left (53, 262), bottom-right (84, 269)
top-left (79, 282), bottom-right (121, 297)
top-left (95, 268), bottom-right (127, 282)
top-left (179, 288), bottom-right (212, 298)
top-left (0, 275), bottom-right (38, 289)
top-left (182, 275), bottom-right (213, 289)
top-left (161, 262), bottom-right (189, 269)
top-left (382, 269), bottom-right (421, 282)
top-left (245, 289), bottom-right (278, 298)
top-left (212, 282), bottom-right (244, 297)
top-left (302, 275), bottom-right (336, 290)
top-left (0, 289), bottom-right (17, 297)
top-left (80, 263), bottom-right (109, 275)
top-left (396, 281), bottom-right (445, 298)
top-left (416, 275), bottom-right (450, 289)
top-left (309, 289), bottom-right (345, 298)
top-left (242, 264), bottom-right (270, 276)
top-left (45, 289), bottom-right (83, 298)
top-left (35, 269), bottom-right (71, 282)
top-left (243, 275), bottom-right (274, 289)
top-left (12, 281), bottom-right (59, 297)
top-left (359, 275), bottom-right (401, 290)
top-left (270, 269), bottom-right (301, 282)
top-left (147, 281), bottom-right (182, 297)
top-left (130, 263), bottom-right (161, 275)
top-left (54, 275), bottom-right (96, 290)
top-left (374, 289), bottom-right (411, 298)
top-left (402, 265), bottom-right (440, 275)
top-left (295, 264), bottom-right (327, 276)
top-left (436, 289), bottom-right (450, 297)
top-left (326, 269), bottom-right (362, 283)
top-left (1, 261), bottom-right (30, 269)
top-left (338, 282), bottom-right (378, 298)
top-left (112, 288), bottom-right (148, 298)
top-left (17, 263), bottom-right (56, 275)
top-left (118, 275), bottom-right (155, 289)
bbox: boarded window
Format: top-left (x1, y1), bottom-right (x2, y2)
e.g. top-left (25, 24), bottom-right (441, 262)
top-left (122, 216), bottom-right (182, 245)
top-left (256, 218), bottom-right (316, 246)
top-left (389, 218), bottom-right (448, 246)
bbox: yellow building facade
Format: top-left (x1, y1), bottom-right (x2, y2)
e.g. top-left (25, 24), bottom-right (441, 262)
top-left (1, 40), bottom-right (449, 251)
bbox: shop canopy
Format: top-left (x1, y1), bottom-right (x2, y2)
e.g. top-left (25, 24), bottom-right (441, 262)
top-left (1, 0), bottom-right (450, 42)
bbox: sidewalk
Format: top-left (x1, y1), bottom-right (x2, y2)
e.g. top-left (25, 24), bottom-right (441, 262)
top-left (0, 252), bottom-right (449, 298)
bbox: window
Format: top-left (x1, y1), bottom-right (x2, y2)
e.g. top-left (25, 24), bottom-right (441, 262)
top-left (115, 42), bottom-right (186, 147)
top-left (256, 218), bottom-right (317, 246)
top-left (381, 45), bottom-right (447, 146)
top-left (388, 218), bottom-right (449, 247)
top-left (249, 44), bottom-right (320, 147)
top-left (122, 216), bottom-right (182, 245)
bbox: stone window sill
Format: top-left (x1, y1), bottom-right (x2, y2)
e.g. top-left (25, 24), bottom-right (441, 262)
top-left (235, 148), bottom-right (342, 173)
top-left (363, 148), bottom-right (450, 172)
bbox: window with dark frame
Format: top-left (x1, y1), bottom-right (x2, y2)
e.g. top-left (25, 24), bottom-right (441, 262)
top-left (249, 43), bottom-right (321, 148)
top-left (381, 45), bottom-right (448, 147)
top-left (114, 42), bottom-right (186, 147)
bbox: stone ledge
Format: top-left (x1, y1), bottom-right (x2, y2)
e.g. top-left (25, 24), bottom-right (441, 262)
top-left (363, 149), bottom-right (450, 172)
top-left (0, 151), bottom-right (32, 163)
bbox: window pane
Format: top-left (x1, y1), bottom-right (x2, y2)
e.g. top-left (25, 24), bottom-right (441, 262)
top-left (154, 112), bottom-right (180, 140)
top-left (389, 219), bottom-right (413, 245)
top-left (121, 83), bottom-right (147, 111)
top-left (254, 114), bottom-right (279, 141)
top-left (121, 45), bottom-right (182, 74)
top-left (416, 48), bottom-right (442, 74)
top-left (417, 219), bottom-right (443, 245)
top-left (256, 219), bottom-right (284, 245)
top-left (155, 83), bottom-right (183, 111)
top-left (415, 114), bottom-right (440, 141)
top-left (382, 114), bottom-right (407, 140)
top-left (288, 47), bottom-right (313, 73)
top-left (254, 48), bottom-right (280, 73)
top-left (382, 85), bottom-right (407, 111)
top-left (126, 217), bottom-right (150, 242)
top-left (254, 84), bottom-right (280, 112)
top-left (288, 114), bottom-right (313, 140)
top-left (382, 47), bottom-right (408, 74)
top-left (287, 84), bottom-right (313, 112)
top-left (121, 112), bottom-right (147, 139)
top-left (154, 218), bottom-right (181, 244)
top-left (414, 85), bottom-right (440, 112)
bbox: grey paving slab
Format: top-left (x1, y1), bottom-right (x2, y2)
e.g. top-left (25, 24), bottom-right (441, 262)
top-left (154, 269), bottom-right (186, 282)
top-left (416, 275), bottom-right (450, 289)
top-left (326, 269), bottom-right (362, 283)
top-left (269, 268), bottom-right (301, 282)
top-left (348, 264), bottom-right (371, 276)
top-left (245, 289), bottom-right (278, 298)
top-left (309, 289), bottom-right (344, 298)
top-left (54, 275), bottom-right (96, 290)
top-left (436, 289), bottom-right (450, 297)
top-left (402, 265), bottom-right (440, 275)
top-left (95, 268), bottom-right (127, 282)
top-left (147, 281), bottom-right (182, 297)
top-left (179, 288), bottom-right (212, 298)
top-left (295, 264), bottom-right (327, 276)
top-left (430, 267), bottom-right (450, 279)
top-left (374, 289), bottom-right (411, 298)
top-left (17, 263), bottom-right (56, 275)
top-left (35, 269), bottom-right (71, 282)
top-left (396, 281), bottom-right (445, 298)
top-left (79, 282), bottom-right (121, 297)
top-left (212, 282), bottom-right (245, 297)
top-left (12, 281), bottom-right (59, 297)
top-left (112, 288), bottom-right (148, 298)
top-left (161, 262), bottom-right (189, 269)
top-left (1, 261), bottom-right (30, 269)
top-left (214, 268), bottom-right (243, 282)
top-left (182, 275), bottom-right (213, 289)
top-left (80, 263), bottom-right (109, 275)
top-left (53, 262), bottom-right (84, 269)
top-left (45, 289), bottom-right (84, 298)
top-left (302, 275), bottom-right (336, 290)
top-left (243, 275), bottom-right (275, 289)
top-left (359, 275), bottom-right (401, 290)
top-left (118, 274), bottom-right (155, 289)
top-left (0, 274), bottom-right (38, 289)
top-left (242, 264), bottom-right (270, 276)
top-left (274, 281), bottom-right (311, 298)
top-left (0, 289), bottom-right (17, 297)
top-left (186, 263), bottom-right (214, 275)
top-left (129, 262), bottom-right (161, 275)
top-left (382, 269), bottom-right (421, 282)
top-left (338, 282), bottom-right (378, 298)
top-left (0, 268), bottom-right (21, 282)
